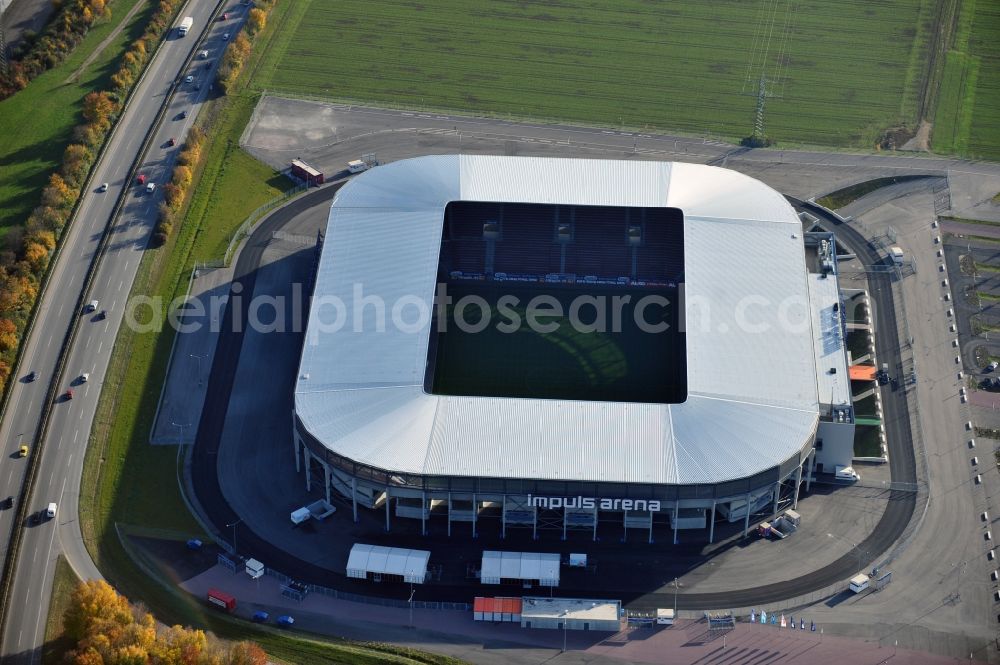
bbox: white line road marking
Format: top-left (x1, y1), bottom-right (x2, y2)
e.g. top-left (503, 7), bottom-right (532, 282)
top-left (98, 341), bottom-right (104, 354)
top-left (67, 453), bottom-right (73, 468)
top-left (46, 335), bottom-right (53, 349)
top-left (119, 280), bottom-right (124, 291)
top-left (73, 430), bottom-right (79, 443)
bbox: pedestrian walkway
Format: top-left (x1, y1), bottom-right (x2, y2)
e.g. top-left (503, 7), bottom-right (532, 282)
top-left (180, 564), bottom-right (974, 665)
top-left (150, 265), bottom-right (232, 444)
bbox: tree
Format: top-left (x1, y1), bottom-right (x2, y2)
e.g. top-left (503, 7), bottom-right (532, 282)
top-left (82, 91), bottom-right (116, 126)
top-left (41, 173), bottom-right (76, 209)
top-left (0, 319), bottom-right (18, 351)
top-left (23, 241), bottom-right (50, 272)
top-left (247, 8), bottom-right (266, 35)
top-left (0, 360), bottom-right (11, 391)
top-left (63, 580), bottom-right (132, 642)
top-left (227, 642), bottom-right (267, 665)
top-left (171, 165), bottom-right (192, 188)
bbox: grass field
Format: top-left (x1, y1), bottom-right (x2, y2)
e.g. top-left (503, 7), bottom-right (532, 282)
top-left (931, 0), bottom-right (1000, 159)
top-left (251, 0), bottom-right (931, 148)
top-left (0, 0), bottom-right (151, 241)
top-left (433, 282), bottom-right (685, 403)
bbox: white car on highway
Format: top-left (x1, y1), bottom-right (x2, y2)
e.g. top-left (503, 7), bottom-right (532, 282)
top-left (146, 182), bottom-right (156, 193)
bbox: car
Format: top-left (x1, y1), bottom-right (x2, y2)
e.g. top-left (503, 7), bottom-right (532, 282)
top-left (991, 361), bottom-right (999, 371)
top-left (137, 174), bottom-right (147, 185)
top-left (26, 370), bottom-right (37, 382)
top-left (220, 12), bottom-right (229, 20)
top-left (276, 615), bottom-right (294, 628)
top-left (167, 137), bottom-right (176, 147)
top-left (63, 389), bottom-right (74, 400)
top-left (251, 611), bottom-right (269, 623)
top-left (222, 33), bottom-right (230, 41)
top-left (180, 110), bottom-right (188, 119)
top-left (79, 373), bottom-right (90, 383)
top-left (46, 502), bottom-right (57, 519)
top-left (185, 75), bottom-right (195, 84)
top-left (18, 445), bottom-right (28, 457)
top-left (97, 309), bottom-right (107, 320)
top-left (85, 300), bottom-right (99, 312)
top-left (146, 182), bottom-right (156, 193)
top-left (1, 496), bottom-right (12, 510)
top-left (198, 49), bottom-right (209, 59)
top-left (98, 182), bottom-right (109, 192)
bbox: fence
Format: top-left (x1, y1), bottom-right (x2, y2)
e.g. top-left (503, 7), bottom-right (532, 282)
top-left (223, 182), bottom-right (307, 266)
top-left (262, 565), bottom-right (470, 611)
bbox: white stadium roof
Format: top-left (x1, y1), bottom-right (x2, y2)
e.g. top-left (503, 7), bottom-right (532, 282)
top-left (295, 155), bottom-right (821, 486)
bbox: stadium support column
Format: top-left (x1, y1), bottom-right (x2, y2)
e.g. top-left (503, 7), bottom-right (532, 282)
top-left (292, 413), bottom-right (300, 473)
top-left (562, 507), bottom-right (567, 541)
top-left (447, 492), bottom-right (452, 538)
top-left (672, 503), bottom-right (679, 545)
top-left (533, 503), bottom-right (538, 541)
top-left (421, 490), bottom-right (427, 536)
top-left (385, 488), bottom-right (391, 532)
top-left (806, 449), bottom-right (815, 492)
top-left (502, 495), bottom-right (507, 539)
top-left (793, 462), bottom-right (804, 509)
top-left (709, 500), bottom-right (717, 543)
top-left (323, 461), bottom-right (331, 505)
top-left (304, 449), bottom-right (312, 492)
top-left (472, 493), bottom-right (478, 538)
top-left (351, 477), bottom-right (358, 523)
top-left (742, 492), bottom-right (751, 538)
top-left (771, 481), bottom-right (781, 518)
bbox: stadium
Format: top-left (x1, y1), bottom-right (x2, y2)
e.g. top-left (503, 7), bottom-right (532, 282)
top-left (292, 155), bottom-right (856, 544)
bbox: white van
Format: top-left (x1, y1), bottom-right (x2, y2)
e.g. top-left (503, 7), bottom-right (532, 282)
top-left (347, 160), bottom-right (368, 174)
top-left (46, 502), bottom-right (57, 519)
top-left (835, 465), bottom-right (860, 481)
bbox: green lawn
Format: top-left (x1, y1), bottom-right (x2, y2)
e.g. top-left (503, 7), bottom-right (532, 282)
top-left (249, 0), bottom-right (931, 148)
top-left (854, 425), bottom-right (882, 458)
top-left (0, 0), bottom-right (151, 241)
top-left (930, 0), bottom-right (1000, 159)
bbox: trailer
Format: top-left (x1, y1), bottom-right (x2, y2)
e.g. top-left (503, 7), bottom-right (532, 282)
top-left (849, 574), bottom-right (870, 594)
top-left (347, 160), bottom-right (369, 174)
top-left (206, 588), bottom-right (236, 611)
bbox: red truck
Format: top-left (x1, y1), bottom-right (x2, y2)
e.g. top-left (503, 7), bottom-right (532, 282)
top-left (206, 588), bottom-right (236, 611)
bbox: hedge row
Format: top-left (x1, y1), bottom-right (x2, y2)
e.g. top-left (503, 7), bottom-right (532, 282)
top-left (154, 0), bottom-right (280, 240)
top-left (0, 0), bottom-right (182, 392)
top-left (0, 0), bottom-right (111, 99)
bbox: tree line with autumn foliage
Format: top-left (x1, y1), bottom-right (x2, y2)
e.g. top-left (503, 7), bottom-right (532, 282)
top-left (62, 580), bottom-right (267, 665)
top-left (153, 0), bottom-right (280, 242)
top-left (0, 0), bottom-right (112, 99)
top-left (0, 0), bottom-right (183, 393)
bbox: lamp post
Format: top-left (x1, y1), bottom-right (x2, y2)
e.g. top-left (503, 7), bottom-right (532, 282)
top-left (561, 610), bottom-right (568, 652)
top-left (408, 585), bottom-right (415, 628)
top-left (190, 353), bottom-right (207, 386)
top-left (226, 518), bottom-right (242, 558)
top-left (827, 532), bottom-right (864, 574)
top-left (171, 421), bottom-right (190, 445)
top-left (673, 576), bottom-right (679, 616)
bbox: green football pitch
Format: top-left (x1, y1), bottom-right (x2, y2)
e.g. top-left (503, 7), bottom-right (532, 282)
top-left (429, 282), bottom-right (686, 403)
top-left (253, 0), bottom-right (934, 149)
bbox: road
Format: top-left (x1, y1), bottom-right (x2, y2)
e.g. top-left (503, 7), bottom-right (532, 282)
top-left (0, 3), bottom-right (244, 661)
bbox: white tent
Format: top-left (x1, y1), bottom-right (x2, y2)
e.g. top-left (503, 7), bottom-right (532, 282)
top-left (346, 543), bottom-right (430, 584)
top-left (481, 551), bottom-right (560, 587)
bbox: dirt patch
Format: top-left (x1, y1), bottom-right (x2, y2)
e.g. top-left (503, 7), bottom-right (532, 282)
top-left (876, 126), bottom-right (915, 151)
top-left (900, 119), bottom-right (932, 151)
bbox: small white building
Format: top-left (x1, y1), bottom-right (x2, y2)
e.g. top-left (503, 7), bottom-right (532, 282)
top-left (520, 596), bottom-right (621, 632)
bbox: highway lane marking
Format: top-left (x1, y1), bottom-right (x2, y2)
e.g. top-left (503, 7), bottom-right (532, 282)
top-left (98, 340), bottom-right (104, 354)
top-left (73, 430), bottom-right (79, 443)
top-left (29, 478), bottom-right (65, 662)
top-left (119, 280), bottom-right (124, 292)
top-left (67, 453), bottom-right (73, 469)
top-left (46, 335), bottom-right (53, 349)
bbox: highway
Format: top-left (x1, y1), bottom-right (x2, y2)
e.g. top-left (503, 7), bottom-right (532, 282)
top-left (0, 2), bottom-right (241, 661)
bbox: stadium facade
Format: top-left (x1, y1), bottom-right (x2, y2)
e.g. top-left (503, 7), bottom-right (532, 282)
top-left (292, 155), bottom-right (855, 543)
